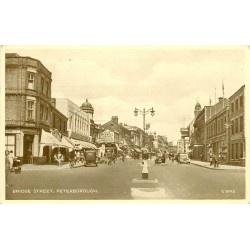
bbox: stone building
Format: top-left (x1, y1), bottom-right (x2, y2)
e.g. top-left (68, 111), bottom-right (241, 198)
top-left (206, 97), bottom-right (229, 162)
top-left (54, 98), bottom-right (97, 150)
top-left (5, 53), bottom-right (68, 164)
top-left (228, 85), bottom-right (245, 166)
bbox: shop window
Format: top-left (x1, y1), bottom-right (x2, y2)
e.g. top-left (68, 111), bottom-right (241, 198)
top-left (28, 72), bottom-right (35, 89)
top-left (5, 135), bottom-right (15, 154)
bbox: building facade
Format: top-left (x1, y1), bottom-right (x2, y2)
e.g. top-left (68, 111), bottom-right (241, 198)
top-left (228, 85), bottom-right (245, 166)
top-left (177, 138), bottom-right (190, 154)
top-left (5, 53), bottom-right (68, 164)
top-left (206, 97), bottom-right (229, 162)
top-left (54, 98), bottom-right (96, 150)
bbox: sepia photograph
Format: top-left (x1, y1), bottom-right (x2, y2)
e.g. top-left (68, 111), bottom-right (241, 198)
top-left (2, 45), bottom-right (248, 202)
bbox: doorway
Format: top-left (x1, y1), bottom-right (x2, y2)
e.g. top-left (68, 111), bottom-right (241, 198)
top-left (23, 134), bottom-right (34, 163)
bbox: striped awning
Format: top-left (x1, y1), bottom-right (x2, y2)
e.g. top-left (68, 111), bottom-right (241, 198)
top-left (134, 148), bottom-right (142, 153)
top-left (70, 139), bottom-right (97, 150)
top-left (40, 129), bottom-right (69, 147)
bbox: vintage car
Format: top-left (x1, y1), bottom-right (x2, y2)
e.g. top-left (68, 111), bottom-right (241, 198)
top-left (84, 150), bottom-right (98, 167)
top-left (178, 153), bottom-right (191, 164)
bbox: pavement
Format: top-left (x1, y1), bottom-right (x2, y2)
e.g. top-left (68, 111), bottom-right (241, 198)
top-left (190, 160), bottom-right (245, 170)
top-left (20, 159), bottom-right (245, 171)
top-left (20, 163), bottom-right (70, 170)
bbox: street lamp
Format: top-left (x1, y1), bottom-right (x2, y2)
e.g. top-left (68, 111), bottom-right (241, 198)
top-left (134, 107), bottom-right (155, 180)
top-left (134, 107), bottom-right (155, 147)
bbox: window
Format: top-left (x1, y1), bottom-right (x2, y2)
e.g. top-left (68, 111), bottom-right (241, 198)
top-left (41, 77), bottom-right (44, 93)
top-left (240, 95), bottom-right (243, 108)
top-left (28, 72), bottom-right (35, 89)
top-left (235, 118), bottom-right (238, 134)
top-left (5, 135), bottom-right (15, 154)
top-left (45, 106), bottom-right (49, 121)
top-left (221, 118), bottom-right (224, 132)
top-left (240, 143), bottom-right (243, 158)
top-left (235, 143), bottom-right (239, 159)
top-left (231, 102), bottom-right (234, 113)
top-left (240, 115), bottom-right (244, 132)
top-left (231, 120), bottom-right (234, 135)
top-left (40, 104), bottom-right (44, 120)
top-left (231, 144), bottom-right (234, 159)
top-left (46, 81), bottom-right (49, 96)
top-left (26, 98), bottom-right (35, 120)
top-left (235, 99), bottom-right (239, 111)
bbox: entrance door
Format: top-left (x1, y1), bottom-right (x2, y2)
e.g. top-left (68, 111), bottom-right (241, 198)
top-left (23, 134), bottom-right (34, 163)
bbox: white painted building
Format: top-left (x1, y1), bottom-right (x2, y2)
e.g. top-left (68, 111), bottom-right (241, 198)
top-left (177, 138), bottom-right (190, 154)
top-left (54, 98), bottom-right (90, 142)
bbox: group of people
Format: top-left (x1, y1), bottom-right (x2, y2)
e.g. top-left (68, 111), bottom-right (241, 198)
top-left (5, 150), bottom-right (15, 187)
top-left (209, 153), bottom-right (219, 168)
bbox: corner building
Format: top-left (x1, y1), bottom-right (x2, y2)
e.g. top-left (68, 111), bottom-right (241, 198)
top-left (5, 53), bottom-right (68, 164)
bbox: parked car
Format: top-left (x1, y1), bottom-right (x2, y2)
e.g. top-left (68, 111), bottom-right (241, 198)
top-left (178, 153), bottom-right (191, 164)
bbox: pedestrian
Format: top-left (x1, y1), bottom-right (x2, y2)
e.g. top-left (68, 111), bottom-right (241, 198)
top-left (214, 154), bottom-right (219, 168)
top-left (80, 151), bottom-right (85, 163)
top-left (5, 150), bottom-right (10, 187)
top-left (8, 150), bottom-right (15, 171)
top-left (200, 153), bottom-right (204, 161)
top-left (209, 154), bottom-right (213, 166)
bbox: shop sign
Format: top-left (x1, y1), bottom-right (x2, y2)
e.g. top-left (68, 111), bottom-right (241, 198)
top-left (99, 130), bottom-right (114, 143)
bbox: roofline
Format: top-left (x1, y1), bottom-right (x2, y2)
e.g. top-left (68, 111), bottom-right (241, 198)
top-left (228, 84), bottom-right (245, 100)
top-left (5, 53), bottom-right (52, 75)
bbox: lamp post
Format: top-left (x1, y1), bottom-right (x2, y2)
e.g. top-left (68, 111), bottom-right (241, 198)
top-left (134, 107), bottom-right (155, 179)
top-left (134, 107), bottom-right (155, 147)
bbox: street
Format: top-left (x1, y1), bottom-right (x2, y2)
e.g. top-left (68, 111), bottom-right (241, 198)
top-left (6, 158), bottom-right (245, 200)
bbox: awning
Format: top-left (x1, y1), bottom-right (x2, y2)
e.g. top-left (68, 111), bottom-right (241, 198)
top-left (61, 136), bottom-right (74, 148)
top-left (40, 129), bottom-right (69, 147)
top-left (141, 147), bottom-right (149, 153)
top-left (81, 141), bottom-right (98, 150)
top-left (115, 143), bottom-right (123, 152)
top-left (70, 139), bottom-right (98, 150)
top-left (134, 148), bottom-right (142, 153)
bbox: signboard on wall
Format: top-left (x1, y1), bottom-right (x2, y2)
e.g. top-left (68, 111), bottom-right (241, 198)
top-left (99, 130), bottom-right (114, 143)
top-left (180, 128), bottom-right (189, 137)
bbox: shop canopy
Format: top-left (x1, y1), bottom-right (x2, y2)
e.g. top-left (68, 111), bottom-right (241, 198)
top-left (61, 136), bottom-right (74, 148)
top-left (141, 147), bottom-right (149, 153)
top-left (40, 129), bottom-right (69, 147)
top-left (115, 143), bottom-right (123, 152)
top-left (70, 139), bottom-right (98, 150)
top-left (134, 148), bottom-right (142, 153)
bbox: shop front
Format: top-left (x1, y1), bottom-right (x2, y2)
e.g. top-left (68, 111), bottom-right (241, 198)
top-left (39, 129), bottom-right (72, 165)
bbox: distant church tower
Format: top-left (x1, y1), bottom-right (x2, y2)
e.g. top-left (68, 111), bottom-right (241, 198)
top-left (80, 98), bottom-right (94, 120)
top-left (194, 101), bottom-right (201, 119)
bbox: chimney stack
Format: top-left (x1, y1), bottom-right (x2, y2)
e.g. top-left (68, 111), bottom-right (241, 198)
top-left (111, 116), bottom-right (118, 124)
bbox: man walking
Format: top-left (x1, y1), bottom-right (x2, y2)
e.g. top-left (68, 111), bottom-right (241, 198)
top-left (5, 150), bottom-right (10, 187)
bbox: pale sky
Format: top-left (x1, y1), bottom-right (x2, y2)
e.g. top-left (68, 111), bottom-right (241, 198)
top-left (5, 46), bottom-right (247, 143)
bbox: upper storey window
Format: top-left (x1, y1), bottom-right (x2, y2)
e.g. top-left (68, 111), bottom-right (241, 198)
top-left (27, 67), bottom-right (37, 90)
top-left (28, 72), bottom-right (35, 89)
